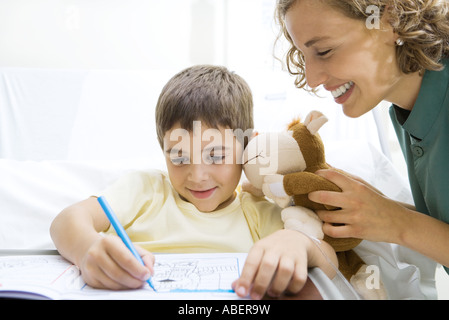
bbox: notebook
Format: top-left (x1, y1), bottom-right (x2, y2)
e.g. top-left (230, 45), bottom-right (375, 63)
top-left (0, 252), bottom-right (246, 300)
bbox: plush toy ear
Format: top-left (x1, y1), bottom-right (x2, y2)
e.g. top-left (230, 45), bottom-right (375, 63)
top-left (303, 110), bottom-right (328, 135)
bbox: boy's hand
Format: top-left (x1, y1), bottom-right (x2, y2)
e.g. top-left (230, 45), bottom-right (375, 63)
top-left (232, 229), bottom-right (311, 300)
top-left (78, 234), bottom-right (155, 290)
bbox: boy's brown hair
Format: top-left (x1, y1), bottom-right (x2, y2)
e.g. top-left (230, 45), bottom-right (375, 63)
top-left (155, 65), bottom-right (254, 149)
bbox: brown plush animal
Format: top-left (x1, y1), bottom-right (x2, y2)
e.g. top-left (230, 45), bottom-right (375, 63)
top-left (242, 110), bottom-right (386, 299)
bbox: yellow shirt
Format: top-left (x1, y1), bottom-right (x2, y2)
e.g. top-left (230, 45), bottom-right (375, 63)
top-left (101, 170), bottom-right (283, 253)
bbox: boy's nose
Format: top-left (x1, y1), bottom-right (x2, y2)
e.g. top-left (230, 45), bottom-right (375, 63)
top-left (188, 163), bottom-right (210, 182)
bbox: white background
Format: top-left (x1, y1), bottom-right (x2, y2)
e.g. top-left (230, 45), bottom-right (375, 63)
top-left (0, 0), bottom-right (446, 298)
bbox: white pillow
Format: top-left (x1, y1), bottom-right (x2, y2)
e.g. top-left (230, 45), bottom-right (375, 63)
top-left (0, 158), bottom-right (153, 249)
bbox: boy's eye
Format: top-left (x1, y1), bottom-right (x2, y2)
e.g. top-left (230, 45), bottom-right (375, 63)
top-left (170, 157), bottom-right (190, 166)
top-left (204, 154), bottom-right (226, 164)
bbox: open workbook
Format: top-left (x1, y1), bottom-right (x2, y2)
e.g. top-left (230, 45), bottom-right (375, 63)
top-left (0, 252), bottom-right (247, 300)
top-left (0, 251), bottom-right (358, 300)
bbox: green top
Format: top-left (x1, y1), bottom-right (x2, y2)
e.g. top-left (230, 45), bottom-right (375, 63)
top-left (389, 60), bottom-right (449, 273)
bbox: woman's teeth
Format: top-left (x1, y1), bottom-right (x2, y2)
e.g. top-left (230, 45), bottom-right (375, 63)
top-left (331, 81), bottom-right (354, 98)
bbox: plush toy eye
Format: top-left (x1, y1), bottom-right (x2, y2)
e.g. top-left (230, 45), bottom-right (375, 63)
top-left (243, 151), bottom-right (264, 165)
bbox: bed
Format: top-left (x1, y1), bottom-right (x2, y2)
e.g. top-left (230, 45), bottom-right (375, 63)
top-left (0, 67), bottom-right (437, 299)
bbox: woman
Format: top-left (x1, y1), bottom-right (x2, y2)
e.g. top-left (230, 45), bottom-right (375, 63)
top-left (275, 0), bottom-right (449, 274)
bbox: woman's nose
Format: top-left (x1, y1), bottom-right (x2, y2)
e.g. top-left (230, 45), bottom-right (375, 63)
top-left (305, 57), bottom-right (329, 89)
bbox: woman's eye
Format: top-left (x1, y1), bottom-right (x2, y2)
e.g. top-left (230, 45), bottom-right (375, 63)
top-left (317, 49), bottom-right (332, 57)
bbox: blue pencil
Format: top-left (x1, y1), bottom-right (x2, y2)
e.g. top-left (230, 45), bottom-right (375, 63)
top-left (97, 195), bottom-right (156, 291)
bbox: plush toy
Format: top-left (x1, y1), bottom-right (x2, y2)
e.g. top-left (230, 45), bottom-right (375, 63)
top-left (242, 110), bottom-right (386, 299)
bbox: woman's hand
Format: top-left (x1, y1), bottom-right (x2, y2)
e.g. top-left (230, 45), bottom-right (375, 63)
top-left (309, 169), bottom-right (407, 244)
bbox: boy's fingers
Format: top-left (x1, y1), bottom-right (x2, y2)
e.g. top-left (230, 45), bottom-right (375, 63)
top-left (104, 235), bottom-right (151, 284)
top-left (285, 263), bottom-right (308, 294)
top-left (233, 247), bottom-right (264, 297)
top-left (266, 257), bottom-right (295, 297)
top-left (141, 254), bottom-right (155, 275)
top-left (250, 252), bottom-right (279, 299)
top-left (136, 245), bottom-right (155, 275)
top-left (95, 265), bottom-right (136, 290)
top-left (83, 248), bottom-right (142, 290)
top-left (104, 256), bottom-right (147, 289)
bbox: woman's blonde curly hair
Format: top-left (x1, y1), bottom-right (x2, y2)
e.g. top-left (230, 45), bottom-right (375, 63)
top-left (275, 0), bottom-right (449, 90)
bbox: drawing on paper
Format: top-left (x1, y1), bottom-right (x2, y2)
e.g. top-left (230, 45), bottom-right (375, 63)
top-left (151, 257), bottom-right (240, 292)
top-left (0, 253), bottom-right (245, 297)
top-left (0, 255), bottom-right (83, 289)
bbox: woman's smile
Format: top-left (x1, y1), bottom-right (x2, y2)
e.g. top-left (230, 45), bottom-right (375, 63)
top-left (327, 81), bottom-right (355, 104)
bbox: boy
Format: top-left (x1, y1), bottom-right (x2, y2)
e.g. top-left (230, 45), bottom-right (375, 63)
top-left (50, 65), bottom-right (337, 299)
